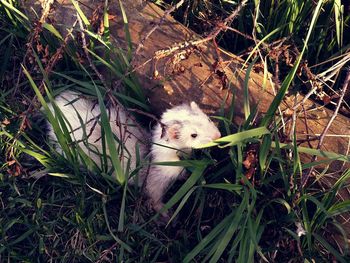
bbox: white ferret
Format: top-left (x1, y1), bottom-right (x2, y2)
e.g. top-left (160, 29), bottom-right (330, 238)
top-left (45, 91), bottom-right (221, 215)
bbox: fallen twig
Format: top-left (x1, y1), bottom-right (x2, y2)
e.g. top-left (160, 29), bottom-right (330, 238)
top-left (302, 67), bottom-right (350, 187)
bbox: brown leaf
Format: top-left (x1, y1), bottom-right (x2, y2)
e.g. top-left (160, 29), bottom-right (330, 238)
top-left (7, 160), bottom-right (16, 166)
top-left (283, 108), bottom-right (294, 117)
top-left (242, 151), bottom-right (256, 169)
top-left (245, 167), bottom-right (255, 180)
top-left (7, 163), bottom-right (22, 177)
top-left (108, 14), bottom-right (117, 22)
top-left (98, 21), bottom-right (105, 35)
top-left (37, 43), bottom-right (43, 53)
top-left (14, 164), bottom-right (21, 176)
top-left (44, 45), bottom-right (49, 57)
top-left (19, 116), bottom-right (32, 131)
top-left (2, 118), bottom-right (10, 125)
top-left (322, 95), bottom-right (331, 105)
top-left (240, 150), bottom-right (258, 185)
top-left (240, 167), bottom-right (255, 185)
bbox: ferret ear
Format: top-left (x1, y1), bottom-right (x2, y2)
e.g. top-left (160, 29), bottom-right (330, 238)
top-left (163, 122), bottom-right (182, 140)
top-left (190, 101), bottom-right (200, 111)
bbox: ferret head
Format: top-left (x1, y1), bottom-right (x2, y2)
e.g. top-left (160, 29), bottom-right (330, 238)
top-left (156, 102), bottom-right (221, 149)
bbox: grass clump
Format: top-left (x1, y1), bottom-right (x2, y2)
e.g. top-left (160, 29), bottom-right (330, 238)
top-left (1, 0), bottom-right (350, 262)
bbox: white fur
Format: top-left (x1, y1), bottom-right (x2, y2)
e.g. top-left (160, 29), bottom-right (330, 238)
top-left (146, 102), bottom-right (221, 214)
top-left (46, 91), bottom-right (148, 173)
top-left (46, 92), bottom-right (221, 216)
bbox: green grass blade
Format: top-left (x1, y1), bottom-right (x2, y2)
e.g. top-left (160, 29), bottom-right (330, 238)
top-left (71, 0), bottom-right (90, 26)
top-left (209, 189), bottom-right (249, 263)
top-left (22, 66), bottom-right (74, 160)
top-left (118, 0), bottom-right (132, 60)
top-left (118, 182), bottom-right (128, 232)
top-left (196, 127), bottom-right (270, 148)
top-left (334, 0), bottom-right (343, 48)
top-left (101, 197), bottom-right (132, 252)
top-left (43, 23), bottom-right (64, 41)
top-left (261, 0), bottom-right (324, 126)
top-left (313, 233), bottom-right (346, 263)
top-left (271, 141), bottom-right (350, 163)
top-left (243, 57), bottom-right (258, 120)
top-left (161, 161), bottom-right (208, 214)
top-left (241, 26), bottom-right (282, 69)
top-left (166, 186), bottom-right (198, 227)
top-left (94, 87), bottom-right (125, 185)
top-left (183, 211), bottom-right (235, 263)
top-left (259, 134), bottom-right (271, 173)
top-left (202, 183), bottom-right (242, 194)
top-left (88, 49), bottom-right (145, 102)
top-left (0, 0), bottom-right (29, 23)
top-left (327, 200), bottom-right (350, 217)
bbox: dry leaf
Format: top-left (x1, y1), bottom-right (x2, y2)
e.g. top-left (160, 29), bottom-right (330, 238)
top-left (2, 118), bottom-right (10, 125)
top-left (284, 108), bottom-right (294, 117)
top-left (108, 14), bottom-right (117, 22)
top-left (7, 160), bottom-right (16, 166)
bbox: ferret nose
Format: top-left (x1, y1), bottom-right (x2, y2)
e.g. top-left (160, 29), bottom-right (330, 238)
top-left (212, 131), bottom-right (221, 140)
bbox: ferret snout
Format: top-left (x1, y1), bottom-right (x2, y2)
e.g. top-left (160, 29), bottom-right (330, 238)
top-left (212, 131), bottom-right (221, 140)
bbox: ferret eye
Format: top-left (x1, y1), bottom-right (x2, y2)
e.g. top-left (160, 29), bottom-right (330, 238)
top-left (191, 133), bottom-right (198, 138)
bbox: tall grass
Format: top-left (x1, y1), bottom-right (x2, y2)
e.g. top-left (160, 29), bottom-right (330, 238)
top-left (1, 0), bottom-right (350, 262)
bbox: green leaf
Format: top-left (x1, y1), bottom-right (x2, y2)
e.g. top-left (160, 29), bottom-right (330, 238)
top-left (22, 66), bottom-right (74, 161)
top-left (71, 0), bottom-right (90, 26)
top-left (0, 0), bottom-right (29, 23)
top-left (243, 57), bottom-right (258, 120)
top-left (202, 183), bottom-right (242, 194)
top-left (166, 186), bottom-right (199, 227)
top-left (184, 212), bottom-right (235, 263)
top-left (271, 141), bottom-right (350, 163)
top-left (94, 87), bottom-right (125, 185)
top-left (195, 127), bottom-right (270, 148)
top-left (161, 161), bottom-right (208, 214)
top-left (259, 134), bottom-right (271, 172)
top-left (43, 23), bottom-right (63, 41)
top-left (328, 200), bottom-right (350, 217)
top-left (209, 189), bottom-right (249, 262)
top-left (118, 0), bottom-right (132, 59)
top-left (313, 233), bottom-right (346, 263)
top-left (334, 0), bottom-right (343, 48)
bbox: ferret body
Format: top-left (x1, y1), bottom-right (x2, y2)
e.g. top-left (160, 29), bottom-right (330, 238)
top-left (45, 91), bottom-right (221, 214)
top-left (45, 91), bottom-right (148, 172)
